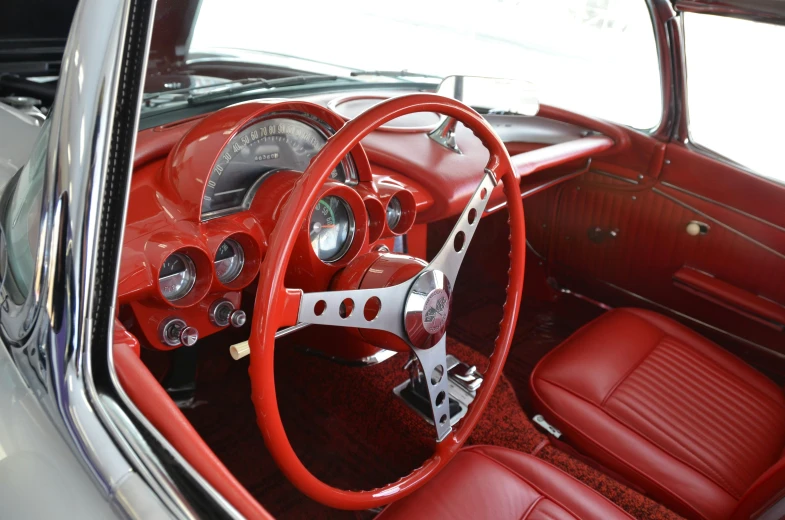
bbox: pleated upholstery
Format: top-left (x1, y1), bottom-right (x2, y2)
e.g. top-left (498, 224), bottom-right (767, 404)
top-left (604, 337), bottom-right (785, 499)
top-left (531, 308), bottom-right (785, 519)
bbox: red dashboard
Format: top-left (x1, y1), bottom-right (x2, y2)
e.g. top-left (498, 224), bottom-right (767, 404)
top-left (117, 92), bottom-right (613, 355)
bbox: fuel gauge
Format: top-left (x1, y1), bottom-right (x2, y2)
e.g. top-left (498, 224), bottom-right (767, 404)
top-left (159, 252), bottom-right (196, 301)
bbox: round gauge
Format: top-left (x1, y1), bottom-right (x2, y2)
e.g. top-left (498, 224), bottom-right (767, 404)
top-left (310, 196), bottom-right (354, 262)
top-left (159, 252), bottom-right (196, 301)
top-left (214, 238), bottom-right (245, 284)
top-left (386, 196), bottom-right (402, 230)
top-left (202, 116), bottom-right (352, 218)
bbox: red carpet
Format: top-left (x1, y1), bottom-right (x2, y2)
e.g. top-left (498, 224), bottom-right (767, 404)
top-left (153, 213), bottom-right (681, 518)
top-left (174, 334), bottom-right (680, 519)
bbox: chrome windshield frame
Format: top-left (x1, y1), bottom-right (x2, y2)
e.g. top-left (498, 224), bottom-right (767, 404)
top-left (0, 0), bottom-right (242, 517)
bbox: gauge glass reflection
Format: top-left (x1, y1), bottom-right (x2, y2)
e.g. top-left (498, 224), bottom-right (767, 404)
top-left (215, 239), bottom-right (244, 283)
top-left (310, 196), bottom-right (353, 262)
top-left (386, 196), bottom-right (402, 230)
top-left (159, 252), bottom-right (196, 301)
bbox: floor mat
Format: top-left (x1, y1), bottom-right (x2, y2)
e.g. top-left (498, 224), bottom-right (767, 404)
top-left (448, 276), bottom-right (604, 413)
top-left (181, 336), bottom-right (680, 520)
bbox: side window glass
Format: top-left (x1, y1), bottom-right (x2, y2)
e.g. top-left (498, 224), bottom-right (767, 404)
top-left (685, 13), bottom-right (785, 182)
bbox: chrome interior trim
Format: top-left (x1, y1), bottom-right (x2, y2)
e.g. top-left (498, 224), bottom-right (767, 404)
top-left (0, 0), bottom-right (245, 517)
top-left (659, 181), bottom-right (785, 234)
top-left (653, 187), bottom-right (785, 260)
top-left (275, 322), bottom-right (310, 338)
top-left (589, 169), bottom-right (640, 185)
top-left (298, 345), bottom-right (397, 367)
top-left (563, 276), bottom-right (785, 361)
top-left (428, 116), bottom-right (462, 154)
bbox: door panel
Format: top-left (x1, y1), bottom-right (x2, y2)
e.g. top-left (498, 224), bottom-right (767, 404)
top-left (530, 141), bottom-right (785, 377)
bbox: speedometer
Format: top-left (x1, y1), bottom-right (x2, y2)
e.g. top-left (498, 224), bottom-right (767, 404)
top-left (201, 115), bottom-right (352, 219)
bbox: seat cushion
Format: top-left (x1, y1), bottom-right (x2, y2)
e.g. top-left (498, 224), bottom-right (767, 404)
top-left (378, 446), bottom-right (632, 520)
top-left (530, 308), bottom-right (785, 520)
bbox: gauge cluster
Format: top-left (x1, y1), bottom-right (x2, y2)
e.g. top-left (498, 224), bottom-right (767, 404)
top-left (157, 237), bottom-right (252, 304)
top-left (201, 114), bottom-right (357, 220)
top-left (119, 101), bottom-right (425, 351)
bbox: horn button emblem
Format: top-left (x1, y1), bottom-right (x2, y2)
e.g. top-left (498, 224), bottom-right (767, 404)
top-left (404, 270), bottom-right (452, 349)
top-left (422, 289), bottom-right (449, 334)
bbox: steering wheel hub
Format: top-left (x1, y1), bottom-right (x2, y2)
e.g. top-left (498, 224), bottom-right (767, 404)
top-left (404, 269), bottom-right (452, 348)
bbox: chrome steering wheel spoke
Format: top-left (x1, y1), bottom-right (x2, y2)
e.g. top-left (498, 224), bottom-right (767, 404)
top-left (296, 282), bottom-right (414, 340)
top-left (427, 170), bottom-right (497, 288)
top-left (411, 335), bottom-right (452, 442)
top-left (292, 170), bottom-right (496, 443)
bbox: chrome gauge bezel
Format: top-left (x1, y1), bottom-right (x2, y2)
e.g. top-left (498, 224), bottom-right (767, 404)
top-left (386, 196), bottom-right (402, 230)
top-left (214, 238), bottom-right (245, 284)
top-left (310, 196), bottom-right (356, 263)
top-left (159, 252), bottom-right (197, 302)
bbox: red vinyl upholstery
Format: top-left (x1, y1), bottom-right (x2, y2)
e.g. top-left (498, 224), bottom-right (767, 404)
top-left (377, 446), bottom-right (633, 519)
top-left (530, 308), bottom-right (785, 520)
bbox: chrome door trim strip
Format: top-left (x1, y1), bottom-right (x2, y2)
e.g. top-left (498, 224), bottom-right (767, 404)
top-left (560, 275), bottom-right (785, 362)
top-left (659, 181), bottom-right (785, 234)
top-left (653, 187), bottom-right (785, 261)
top-left (588, 169), bottom-right (640, 185)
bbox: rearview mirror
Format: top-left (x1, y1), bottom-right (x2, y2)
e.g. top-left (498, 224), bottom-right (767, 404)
top-left (436, 75), bottom-right (539, 116)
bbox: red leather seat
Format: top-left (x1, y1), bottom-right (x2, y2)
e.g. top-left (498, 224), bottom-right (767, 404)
top-left (531, 308), bottom-right (785, 520)
top-left (378, 446), bottom-right (632, 519)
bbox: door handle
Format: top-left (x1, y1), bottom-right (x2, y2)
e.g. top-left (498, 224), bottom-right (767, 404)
top-left (686, 220), bottom-right (710, 236)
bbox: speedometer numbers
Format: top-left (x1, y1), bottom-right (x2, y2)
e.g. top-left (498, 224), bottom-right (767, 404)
top-left (201, 116), bottom-right (352, 218)
top-left (309, 196), bottom-right (354, 262)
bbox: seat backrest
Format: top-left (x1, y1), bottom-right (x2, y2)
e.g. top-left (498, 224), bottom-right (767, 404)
top-left (733, 455), bottom-right (785, 520)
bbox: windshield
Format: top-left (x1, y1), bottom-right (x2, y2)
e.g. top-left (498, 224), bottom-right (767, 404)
top-left (186, 0), bottom-right (662, 129)
top-left (1, 120), bottom-right (46, 304)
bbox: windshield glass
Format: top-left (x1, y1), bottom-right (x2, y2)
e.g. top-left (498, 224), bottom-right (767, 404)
top-left (1, 120), bottom-right (46, 304)
top-left (186, 0), bottom-right (662, 129)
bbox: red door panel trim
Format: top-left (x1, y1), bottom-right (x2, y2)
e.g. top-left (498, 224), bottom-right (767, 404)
top-left (661, 144), bottom-right (785, 229)
top-left (674, 267), bottom-right (785, 329)
top-left (660, 181), bottom-right (785, 234)
top-left (652, 188), bottom-right (785, 261)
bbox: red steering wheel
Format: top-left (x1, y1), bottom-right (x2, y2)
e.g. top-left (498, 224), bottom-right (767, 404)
top-left (248, 93), bottom-right (526, 510)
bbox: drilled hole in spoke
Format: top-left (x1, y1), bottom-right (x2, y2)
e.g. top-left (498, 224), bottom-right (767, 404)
top-left (439, 414), bottom-right (448, 426)
top-left (467, 208), bottom-right (477, 225)
top-left (454, 231), bottom-right (465, 252)
top-left (480, 187), bottom-right (488, 200)
top-left (435, 391), bottom-right (446, 407)
top-left (364, 296), bottom-right (382, 321)
top-left (431, 365), bottom-right (444, 385)
top-left (314, 300), bottom-right (326, 316)
top-left (339, 298), bottom-right (354, 318)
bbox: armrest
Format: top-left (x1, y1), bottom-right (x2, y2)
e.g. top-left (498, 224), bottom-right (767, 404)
top-left (673, 267), bottom-right (785, 328)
